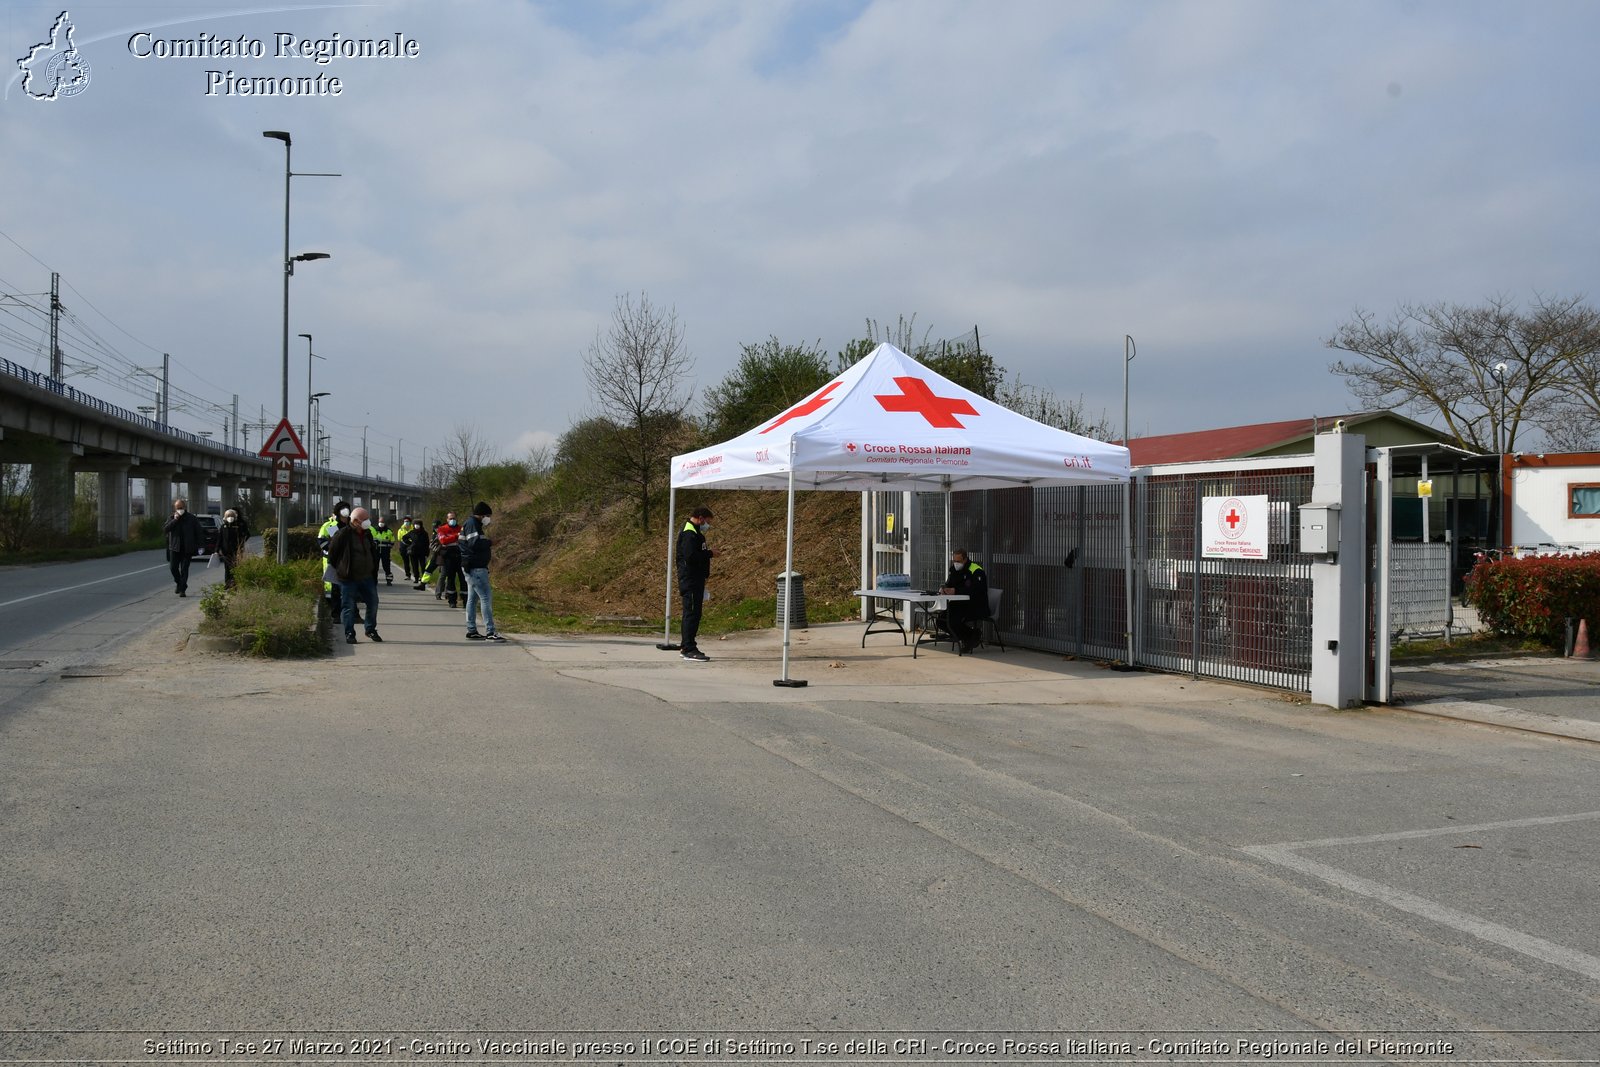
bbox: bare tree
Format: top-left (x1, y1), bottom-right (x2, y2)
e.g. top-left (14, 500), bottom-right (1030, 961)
top-left (996, 378), bottom-right (1117, 438)
top-left (429, 423), bottom-right (499, 509)
top-left (1327, 295), bottom-right (1600, 452)
top-left (582, 292), bottom-right (693, 530)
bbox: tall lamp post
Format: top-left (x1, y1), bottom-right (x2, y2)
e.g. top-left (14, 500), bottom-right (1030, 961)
top-left (262, 129), bottom-right (338, 562)
top-left (300, 332), bottom-right (325, 523)
top-left (1121, 335), bottom-right (1137, 667)
top-left (1492, 361), bottom-right (1509, 551)
top-left (311, 391), bottom-right (331, 522)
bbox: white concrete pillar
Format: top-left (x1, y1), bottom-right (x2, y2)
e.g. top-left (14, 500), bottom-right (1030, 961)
top-left (1307, 431), bottom-right (1367, 709)
top-left (96, 463), bottom-right (133, 541)
top-left (30, 442), bottom-right (77, 534)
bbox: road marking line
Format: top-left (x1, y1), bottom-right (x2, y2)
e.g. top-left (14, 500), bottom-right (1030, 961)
top-left (0, 564), bottom-right (171, 609)
top-left (1258, 810), bottom-right (1600, 851)
top-left (1245, 812), bottom-right (1600, 982)
top-left (1242, 843), bottom-right (1600, 982)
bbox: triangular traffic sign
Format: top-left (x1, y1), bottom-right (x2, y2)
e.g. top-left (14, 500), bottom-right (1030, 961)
top-left (258, 417), bottom-right (308, 460)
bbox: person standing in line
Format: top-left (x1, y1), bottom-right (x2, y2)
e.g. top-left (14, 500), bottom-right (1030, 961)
top-left (327, 506), bottom-right (383, 645)
top-left (676, 505), bottom-right (716, 662)
top-left (216, 507), bottom-right (251, 590)
top-left (460, 500), bottom-right (505, 642)
top-left (371, 515), bottom-right (397, 585)
top-left (396, 515), bottom-right (416, 580)
top-left (404, 519), bottom-right (431, 590)
top-left (435, 511), bottom-right (464, 608)
top-left (163, 497), bottom-right (203, 597)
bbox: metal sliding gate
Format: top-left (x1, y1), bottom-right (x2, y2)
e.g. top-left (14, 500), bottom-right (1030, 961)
top-left (881, 462), bottom-right (1317, 692)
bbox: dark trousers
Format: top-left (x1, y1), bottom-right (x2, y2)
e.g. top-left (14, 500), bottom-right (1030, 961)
top-left (679, 579), bottom-right (705, 652)
top-left (377, 545), bottom-right (392, 579)
top-left (400, 546), bottom-right (415, 578)
top-left (439, 555), bottom-right (463, 602)
top-left (945, 603), bottom-right (987, 645)
top-left (341, 577), bottom-right (379, 635)
top-left (168, 550), bottom-right (192, 593)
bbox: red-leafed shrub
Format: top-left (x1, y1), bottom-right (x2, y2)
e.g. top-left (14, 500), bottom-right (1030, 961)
top-left (1464, 552), bottom-right (1600, 644)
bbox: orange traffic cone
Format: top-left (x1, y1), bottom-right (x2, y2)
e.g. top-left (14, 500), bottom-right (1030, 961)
top-left (1575, 619), bottom-right (1594, 660)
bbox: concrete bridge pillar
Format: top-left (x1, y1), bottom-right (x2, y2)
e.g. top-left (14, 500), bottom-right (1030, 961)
top-left (30, 441), bottom-right (78, 535)
top-left (141, 466), bottom-right (179, 526)
top-left (187, 473), bottom-right (214, 514)
top-left (75, 460), bottom-right (134, 541)
top-left (216, 476), bottom-right (242, 515)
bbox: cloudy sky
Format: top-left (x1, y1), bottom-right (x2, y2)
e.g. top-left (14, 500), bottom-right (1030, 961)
top-left (3, 0), bottom-right (1597, 479)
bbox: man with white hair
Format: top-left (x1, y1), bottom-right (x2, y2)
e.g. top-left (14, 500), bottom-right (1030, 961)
top-left (326, 505), bottom-right (383, 644)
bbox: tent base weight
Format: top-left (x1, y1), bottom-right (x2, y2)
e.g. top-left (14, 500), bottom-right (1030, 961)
top-left (773, 678), bottom-right (809, 688)
top-left (655, 643), bottom-right (681, 651)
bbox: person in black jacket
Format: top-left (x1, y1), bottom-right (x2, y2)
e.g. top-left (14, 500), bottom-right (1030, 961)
top-left (216, 508), bottom-right (250, 589)
top-left (460, 501), bottom-right (505, 642)
top-left (939, 548), bottom-right (991, 653)
top-left (162, 497), bottom-right (204, 596)
top-left (676, 506), bottom-right (716, 661)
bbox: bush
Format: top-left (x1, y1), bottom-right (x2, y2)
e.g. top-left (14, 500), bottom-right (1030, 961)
top-left (260, 524), bottom-right (325, 561)
top-left (1463, 553), bottom-right (1600, 644)
top-left (197, 557), bottom-right (326, 657)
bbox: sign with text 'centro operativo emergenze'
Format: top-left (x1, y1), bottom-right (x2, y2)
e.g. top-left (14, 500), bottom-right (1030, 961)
top-left (1202, 495), bottom-right (1270, 560)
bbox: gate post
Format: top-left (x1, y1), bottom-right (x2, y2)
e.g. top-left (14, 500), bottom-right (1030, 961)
top-left (1308, 431), bottom-right (1367, 708)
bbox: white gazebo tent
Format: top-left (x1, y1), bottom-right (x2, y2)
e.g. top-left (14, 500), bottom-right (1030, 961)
top-left (665, 343), bottom-right (1130, 685)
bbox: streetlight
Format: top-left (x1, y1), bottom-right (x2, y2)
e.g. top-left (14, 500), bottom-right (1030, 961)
top-left (301, 332), bottom-right (326, 521)
top-left (1121, 334), bottom-right (1136, 668)
top-left (1492, 361), bottom-right (1509, 454)
top-left (262, 129), bottom-right (338, 561)
top-left (311, 391), bottom-right (331, 521)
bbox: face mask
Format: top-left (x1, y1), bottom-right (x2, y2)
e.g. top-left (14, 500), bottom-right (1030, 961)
top-left (175, 508), bottom-right (185, 514)
top-left (360, 520), bottom-right (372, 530)
top-left (377, 523), bottom-right (386, 529)
top-left (449, 519), bottom-right (458, 527)
top-left (698, 521), bottom-right (710, 531)
top-left (225, 517), bottom-right (235, 524)
top-left (481, 517), bottom-right (491, 526)
top-left (339, 508), bottom-right (350, 518)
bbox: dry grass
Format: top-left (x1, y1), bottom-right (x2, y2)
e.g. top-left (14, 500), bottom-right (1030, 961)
top-left (493, 488), bottom-right (863, 623)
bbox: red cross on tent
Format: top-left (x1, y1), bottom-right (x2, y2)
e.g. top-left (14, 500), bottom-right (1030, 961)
top-left (873, 376), bottom-right (979, 429)
top-left (761, 382), bottom-right (841, 434)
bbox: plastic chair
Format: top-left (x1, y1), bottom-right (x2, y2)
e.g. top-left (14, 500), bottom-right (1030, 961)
top-left (975, 587), bottom-right (1005, 652)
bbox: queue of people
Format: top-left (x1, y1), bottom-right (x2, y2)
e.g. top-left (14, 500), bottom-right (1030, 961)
top-left (321, 501), bottom-right (506, 645)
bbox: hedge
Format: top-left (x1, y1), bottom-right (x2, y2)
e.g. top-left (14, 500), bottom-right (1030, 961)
top-left (1463, 553), bottom-right (1600, 645)
top-left (198, 557), bottom-right (327, 657)
top-left (259, 524), bottom-right (325, 561)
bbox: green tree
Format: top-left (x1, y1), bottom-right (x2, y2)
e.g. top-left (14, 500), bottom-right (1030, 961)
top-left (703, 337), bottom-right (833, 440)
top-left (843, 316), bottom-right (1006, 399)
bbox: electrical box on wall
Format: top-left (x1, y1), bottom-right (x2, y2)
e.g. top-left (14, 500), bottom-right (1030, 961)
top-left (1299, 502), bottom-right (1341, 555)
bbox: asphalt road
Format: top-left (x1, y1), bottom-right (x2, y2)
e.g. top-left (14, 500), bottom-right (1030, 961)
top-left (1, 591), bottom-right (1597, 1064)
top-left (0, 548), bottom-right (226, 712)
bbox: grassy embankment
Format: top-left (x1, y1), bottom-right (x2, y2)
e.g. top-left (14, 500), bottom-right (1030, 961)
top-left (484, 485), bottom-right (863, 638)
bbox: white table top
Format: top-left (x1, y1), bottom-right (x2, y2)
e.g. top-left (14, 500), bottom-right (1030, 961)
top-left (853, 588), bottom-right (968, 603)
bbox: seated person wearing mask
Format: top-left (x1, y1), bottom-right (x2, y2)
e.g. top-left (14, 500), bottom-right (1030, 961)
top-left (938, 548), bottom-right (991, 654)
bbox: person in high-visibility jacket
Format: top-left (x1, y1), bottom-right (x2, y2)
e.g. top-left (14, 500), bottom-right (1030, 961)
top-left (371, 515), bottom-right (397, 585)
top-left (396, 516), bottom-right (416, 580)
top-left (938, 549), bottom-right (991, 653)
top-left (403, 519), bottom-right (431, 589)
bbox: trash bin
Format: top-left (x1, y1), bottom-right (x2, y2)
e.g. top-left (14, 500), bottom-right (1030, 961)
top-left (776, 571), bottom-right (807, 629)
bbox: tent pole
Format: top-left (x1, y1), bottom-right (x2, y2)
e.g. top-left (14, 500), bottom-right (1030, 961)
top-left (774, 445), bottom-right (807, 688)
top-left (943, 478), bottom-right (952, 569)
top-left (656, 487), bottom-right (680, 650)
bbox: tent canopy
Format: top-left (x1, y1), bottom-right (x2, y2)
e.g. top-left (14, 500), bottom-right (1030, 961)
top-left (671, 343), bottom-right (1130, 492)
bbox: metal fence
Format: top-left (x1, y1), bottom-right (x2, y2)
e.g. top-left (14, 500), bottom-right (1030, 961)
top-left (1389, 542), bottom-right (1453, 638)
top-left (872, 463), bottom-right (1318, 692)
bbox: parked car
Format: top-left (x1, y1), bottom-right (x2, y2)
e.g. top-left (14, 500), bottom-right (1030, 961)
top-left (193, 514), bottom-right (221, 558)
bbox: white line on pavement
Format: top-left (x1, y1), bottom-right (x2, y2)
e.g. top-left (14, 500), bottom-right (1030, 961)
top-left (0, 564), bottom-right (171, 610)
top-left (1244, 811), bottom-right (1600, 982)
top-left (1255, 810), bottom-right (1600, 851)
top-left (1242, 842), bottom-right (1600, 982)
